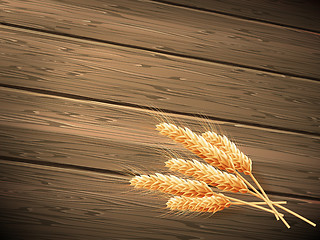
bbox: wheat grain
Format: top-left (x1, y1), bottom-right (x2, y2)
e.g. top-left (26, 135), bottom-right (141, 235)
top-left (202, 131), bottom-right (252, 175)
top-left (165, 158), bottom-right (249, 193)
top-left (130, 173), bottom-right (214, 197)
top-left (167, 195), bottom-right (231, 213)
top-left (156, 123), bottom-right (235, 173)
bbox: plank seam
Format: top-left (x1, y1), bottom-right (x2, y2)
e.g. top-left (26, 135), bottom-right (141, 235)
top-left (1, 83), bottom-right (319, 138)
top-left (151, 0), bottom-right (320, 34)
top-left (1, 155), bottom-right (319, 202)
top-left (0, 155), bottom-right (131, 177)
top-left (1, 22), bottom-right (319, 82)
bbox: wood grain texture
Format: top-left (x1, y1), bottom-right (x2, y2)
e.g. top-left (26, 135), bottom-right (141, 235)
top-left (1, 0), bottom-right (320, 79)
top-left (0, 160), bottom-right (319, 240)
top-left (159, 0), bottom-right (320, 32)
top-left (1, 26), bottom-right (319, 134)
top-left (1, 0), bottom-right (319, 239)
top-left (0, 87), bottom-right (319, 198)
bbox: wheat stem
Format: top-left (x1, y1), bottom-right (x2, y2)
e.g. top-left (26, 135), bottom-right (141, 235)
top-left (275, 204), bottom-right (316, 227)
top-left (235, 172), bottom-right (287, 224)
top-left (226, 196), bottom-right (284, 216)
top-left (249, 173), bottom-right (284, 220)
top-left (232, 201), bottom-right (287, 205)
top-left (250, 173), bottom-right (290, 228)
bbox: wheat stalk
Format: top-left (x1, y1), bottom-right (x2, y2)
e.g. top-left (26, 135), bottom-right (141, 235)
top-left (165, 158), bottom-right (249, 193)
top-left (232, 201), bottom-right (287, 206)
top-left (276, 204), bottom-right (316, 227)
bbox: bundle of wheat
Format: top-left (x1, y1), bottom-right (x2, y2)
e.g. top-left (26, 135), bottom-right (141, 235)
top-left (130, 122), bottom-right (316, 228)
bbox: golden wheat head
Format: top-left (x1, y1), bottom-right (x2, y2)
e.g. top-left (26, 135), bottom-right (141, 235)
top-left (130, 173), bottom-right (214, 197)
top-left (202, 131), bottom-right (252, 174)
top-left (167, 195), bottom-right (231, 213)
top-left (156, 123), bottom-right (235, 173)
top-left (165, 158), bottom-right (249, 193)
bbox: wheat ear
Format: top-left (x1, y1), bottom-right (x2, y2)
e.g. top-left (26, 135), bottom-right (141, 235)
top-left (202, 130), bottom-right (290, 226)
top-left (130, 173), bottom-right (214, 197)
top-left (202, 131), bottom-right (252, 174)
top-left (167, 195), bottom-right (285, 216)
top-left (165, 158), bottom-right (249, 193)
top-left (167, 195), bottom-right (230, 213)
top-left (156, 123), bottom-right (235, 173)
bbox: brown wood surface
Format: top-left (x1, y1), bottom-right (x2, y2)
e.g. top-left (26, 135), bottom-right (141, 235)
top-left (0, 160), bottom-right (319, 240)
top-left (159, 0), bottom-right (320, 32)
top-left (0, 0), bottom-right (319, 239)
top-left (1, 25), bottom-right (319, 134)
top-left (1, 0), bottom-right (320, 80)
top-left (1, 87), bottom-right (319, 198)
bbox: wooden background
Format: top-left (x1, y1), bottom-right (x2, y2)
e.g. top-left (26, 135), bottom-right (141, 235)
top-left (0, 0), bottom-right (319, 239)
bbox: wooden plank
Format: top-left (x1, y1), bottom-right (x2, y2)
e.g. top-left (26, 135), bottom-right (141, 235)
top-left (0, 160), bottom-right (319, 239)
top-left (1, 0), bottom-right (320, 79)
top-left (159, 0), bottom-right (320, 32)
top-left (1, 26), bottom-right (320, 134)
top-left (0, 87), bottom-right (319, 198)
